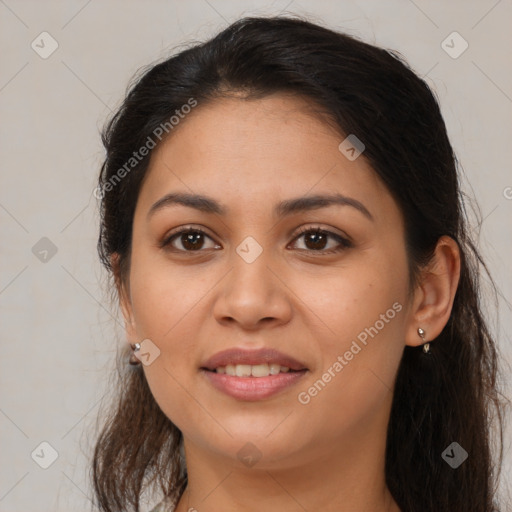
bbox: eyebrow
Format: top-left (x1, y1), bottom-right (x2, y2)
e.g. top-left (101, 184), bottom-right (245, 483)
top-left (147, 192), bottom-right (373, 221)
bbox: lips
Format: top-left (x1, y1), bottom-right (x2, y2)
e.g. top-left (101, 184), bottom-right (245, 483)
top-left (200, 347), bottom-right (308, 372)
top-left (200, 348), bottom-right (309, 401)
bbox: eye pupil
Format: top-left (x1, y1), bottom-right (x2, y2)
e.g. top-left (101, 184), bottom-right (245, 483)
top-left (305, 230), bottom-right (327, 250)
top-left (182, 232), bottom-right (204, 250)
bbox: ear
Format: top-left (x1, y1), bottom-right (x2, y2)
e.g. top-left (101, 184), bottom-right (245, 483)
top-left (111, 253), bottom-right (138, 344)
top-left (405, 236), bottom-right (461, 347)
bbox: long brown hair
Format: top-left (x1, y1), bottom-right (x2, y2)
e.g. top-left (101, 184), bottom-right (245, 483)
top-left (91, 15), bottom-right (510, 512)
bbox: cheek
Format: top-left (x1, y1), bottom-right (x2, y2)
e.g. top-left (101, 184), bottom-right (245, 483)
top-left (127, 250), bottom-right (215, 430)
top-left (290, 252), bottom-right (408, 428)
top-left (129, 246), bottom-right (206, 338)
top-left (293, 249), bottom-right (408, 353)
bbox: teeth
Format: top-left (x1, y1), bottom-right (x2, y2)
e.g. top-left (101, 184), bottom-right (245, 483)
top-left (269, 363), bottom-right (282, 375)
top-left (235, 364), bottom-right (252, 377)
top-left (215, 363), bottom-right (293, 377)
top-left (250, 364), bottom-right (268, 377)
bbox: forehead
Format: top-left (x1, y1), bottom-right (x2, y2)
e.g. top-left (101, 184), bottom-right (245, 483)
top-left (136, 93), bottom-right (396, 222)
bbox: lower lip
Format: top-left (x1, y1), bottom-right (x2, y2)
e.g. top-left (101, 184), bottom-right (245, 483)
top-left (201, 369), bottom-right (308, 401)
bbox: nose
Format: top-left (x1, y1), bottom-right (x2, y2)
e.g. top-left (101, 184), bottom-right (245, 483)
top-left (212, 248), bottom-right (293, 331)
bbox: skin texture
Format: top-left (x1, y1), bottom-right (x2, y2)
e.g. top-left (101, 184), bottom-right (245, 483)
top-left (116, 93), bottom-right (460, 512)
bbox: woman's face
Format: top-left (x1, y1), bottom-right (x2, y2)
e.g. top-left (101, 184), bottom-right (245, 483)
top-left (121, 93), bottom-right (413, 468)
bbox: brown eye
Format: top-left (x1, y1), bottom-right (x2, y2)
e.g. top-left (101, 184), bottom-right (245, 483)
top-left (290, 226), bottom-right (352, 254)
top-left (161, 227), bottom-right (219, 252)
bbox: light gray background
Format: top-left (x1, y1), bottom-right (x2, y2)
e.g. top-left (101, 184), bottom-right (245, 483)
top-left (1, 1), bottom-right (511, 510)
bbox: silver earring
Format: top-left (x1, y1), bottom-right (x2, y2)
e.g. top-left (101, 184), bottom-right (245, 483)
top-left (129, 342), bottom-right (141, 365)
top-left (418, 328), bottom-right (430, 354)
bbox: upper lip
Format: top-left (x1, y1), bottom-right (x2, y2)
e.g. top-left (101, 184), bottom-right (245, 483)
top-left (201, 348), bottom-right (308, 371)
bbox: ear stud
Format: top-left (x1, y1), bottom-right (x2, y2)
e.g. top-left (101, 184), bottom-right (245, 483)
top-left (418, 327), bottom-right (430, 354)
top-left (129, 342), bottom-right (142, 365)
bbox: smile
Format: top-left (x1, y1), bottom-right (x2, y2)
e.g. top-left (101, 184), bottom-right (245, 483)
top-left (213, 363), bottom-right (295, 377)
top-left (201, 366), bottom-right (308, 401)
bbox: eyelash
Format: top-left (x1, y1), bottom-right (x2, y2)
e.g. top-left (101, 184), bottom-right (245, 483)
top-left (160, 225), bottom-right (353, 255)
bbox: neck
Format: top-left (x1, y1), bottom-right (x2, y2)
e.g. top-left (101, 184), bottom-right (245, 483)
top-left (174, 396), bottom-right (400, 512)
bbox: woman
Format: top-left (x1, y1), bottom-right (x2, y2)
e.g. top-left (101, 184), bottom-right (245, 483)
top-left (91, 15), bottom-right (508, 512)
